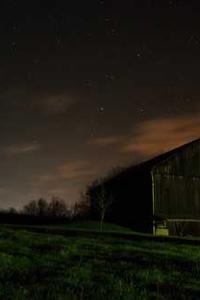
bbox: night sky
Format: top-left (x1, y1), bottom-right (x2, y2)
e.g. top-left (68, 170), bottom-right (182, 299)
top-left (0, 0), bottom-right (200, 209)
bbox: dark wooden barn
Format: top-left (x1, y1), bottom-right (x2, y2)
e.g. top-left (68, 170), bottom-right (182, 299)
top-left (88, 138), bottom-right (200, 236)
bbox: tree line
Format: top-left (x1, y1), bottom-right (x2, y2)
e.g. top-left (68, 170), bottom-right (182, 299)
top-left (0, 170), bottom-right (118, 228)
top-left (0, 195), bottom-right (91, 220)
top-left (22, 197), bottom-right (70, 218)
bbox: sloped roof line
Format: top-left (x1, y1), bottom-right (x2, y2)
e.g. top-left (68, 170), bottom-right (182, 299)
top-left (109, 137), bottom-right (200, 181)
top-left (97, 137), bottom-right (200, 185)
top-left (144, 137), bottom-right (200, 171)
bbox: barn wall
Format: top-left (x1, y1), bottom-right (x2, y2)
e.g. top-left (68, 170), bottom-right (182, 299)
top-left (153, 141), bottom-right (200, 177)
top-left (153, 174), bottom-right (200, 219)
top-left (168, 221), bottom-right (200, 237)
top-left (152, 141), bottom-right (200, 224)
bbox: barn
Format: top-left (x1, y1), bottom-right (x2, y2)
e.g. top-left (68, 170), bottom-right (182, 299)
top-left (88, 138), bottom-right (200, 236)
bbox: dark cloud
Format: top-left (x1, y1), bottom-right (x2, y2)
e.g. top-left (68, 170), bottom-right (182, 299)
top-left (0, 87), bottom-right (75, 115)
top-left (88, 135), bottom-right (124, 147)
top-left (3, 141), bottom-right (41, 156)
top-left (123, 115), bottom-right (200, 158)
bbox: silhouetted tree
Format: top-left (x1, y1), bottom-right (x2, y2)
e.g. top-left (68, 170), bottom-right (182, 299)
top-left (22, 200), bottom-right (38, 216)
top-left (73, 192), bottom-right (90, 219)
top-left (22, 197), bottom-right (70, 219)
top-left (37, 198), bottom-right (49, 217)
top-left (7, 207), bottom-right (18, 214)
top-left (48, 197), bottom-right (69, 217)
top-left (92, 185), bottom-right (113, 231)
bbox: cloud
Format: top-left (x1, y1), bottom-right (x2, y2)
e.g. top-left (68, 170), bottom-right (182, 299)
top-left (0, 88), bottom-right (74, 116)
top-left (88, 135), bottom-right (124, 146)
top-left (123, 115), bottom-right (200, 157)
top-left (0, 187), bottom-right (7, 194)
top-left (59, 161), bottom-right (96, 180)
top-left (87, 114), bottom-right (200, 163)
top-left (31, 160), bottom-right (98, 205)
top-left (39, 95), bottom-right (73, 115)
top-left (4, 141), bottom-right (41, 156)
top-left (37, 160), bottom-right (96, 185)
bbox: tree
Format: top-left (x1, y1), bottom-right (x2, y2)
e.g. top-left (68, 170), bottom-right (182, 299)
top-left (22, 198), bottom-right (49, 217)
top-left (22, 200), bottom-right (38, 216)
top-left (22, 197), bottom-right (70, 219)
top-left (48, 196), bottom-right (69, 218)
top-left (93, 185), bottom-right (113, 232)
top-left (7, 207), bottom-right (18, 214)
top-left (37, 198), bottom-right (49, 217)
top-left (73, 193), bottom-right (90, 219)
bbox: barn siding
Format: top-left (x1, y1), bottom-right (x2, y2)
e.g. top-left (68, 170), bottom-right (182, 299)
top-left (153, 174), bottom-right (200, 219)
top-left (167, 221), bottom-right (200, 236)
top-left (152, 141), bottom-right (200, 231)
top-left (153, 141), bottom-right (200, 177)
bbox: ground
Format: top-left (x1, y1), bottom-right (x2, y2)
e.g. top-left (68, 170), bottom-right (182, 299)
top-left (0, 223), bottom-right (199, 299)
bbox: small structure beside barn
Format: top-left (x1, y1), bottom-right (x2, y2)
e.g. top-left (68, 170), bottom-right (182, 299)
top-left (88, 138), bottom-right (200, 236)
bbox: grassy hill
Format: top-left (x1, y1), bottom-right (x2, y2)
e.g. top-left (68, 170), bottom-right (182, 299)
top-left (0, 224), bottom-right (199, 299)
top-left (52, 221), bottom-right (134, 233)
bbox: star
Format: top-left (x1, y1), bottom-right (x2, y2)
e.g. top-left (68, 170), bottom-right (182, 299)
top-left (98, 107), bottom-right (104, 113)
top-left (84, 80), bottom-right (93, 87)
top-left (12, 25), bottom-right (17, 32)
top-left (105, 17), bottom-right (111, 22)
top-left (56, 37), bottom-right (61, 46)
top-left (111, 28), bottom-right (118, 36)
top-left (140, 107), bottom-right (145, 114)
top-left (86, 32), bottom-right (93, 38)
top-left (27, 71), bottom-right (33, 80)
top-left (105, 73), bottom-right (115, 80)
top-left (11, 41), bottom-right (17, 52)
top-left (169, 0), bottom-right (174, 6)
top-left (33, 58), bottom-right (40, 65)
top-left (188, 35), bottom-right (200, 46)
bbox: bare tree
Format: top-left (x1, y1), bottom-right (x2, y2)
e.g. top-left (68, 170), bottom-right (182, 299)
top-left (37, 198), bottom-right (49, 217)
top-left (73, 192), bottom-right (90, 219)
top-left (22, 197), bottom-right (70, 218)
top-left (48, 196), bottom-right (69, 218)
top-left (7, 207), bottom-right (18, 214)
top-left (22, 200), bottom-right (38, 216)
top-left (93, 185), bottom-right (113, 231)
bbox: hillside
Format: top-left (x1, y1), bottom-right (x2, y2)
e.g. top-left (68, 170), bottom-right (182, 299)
top-left (0, 225), bottom-right (199, 299)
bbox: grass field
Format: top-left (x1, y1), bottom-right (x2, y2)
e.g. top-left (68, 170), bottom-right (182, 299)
top-left (52, 221), bottom-right (134, 233)
top-left (0, 224), bottom-right (200, 300)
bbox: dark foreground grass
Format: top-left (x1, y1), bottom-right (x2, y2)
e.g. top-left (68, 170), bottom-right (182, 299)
top-left (0, 227), bottom-right (199, 299)
top-left (53, 221), bottom-right (134, 233)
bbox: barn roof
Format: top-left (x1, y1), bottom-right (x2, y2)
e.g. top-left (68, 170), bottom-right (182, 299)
top-left (133, 137), bottom-right (200, 171)
top-left (100, 137), bottom-right (200, 184)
